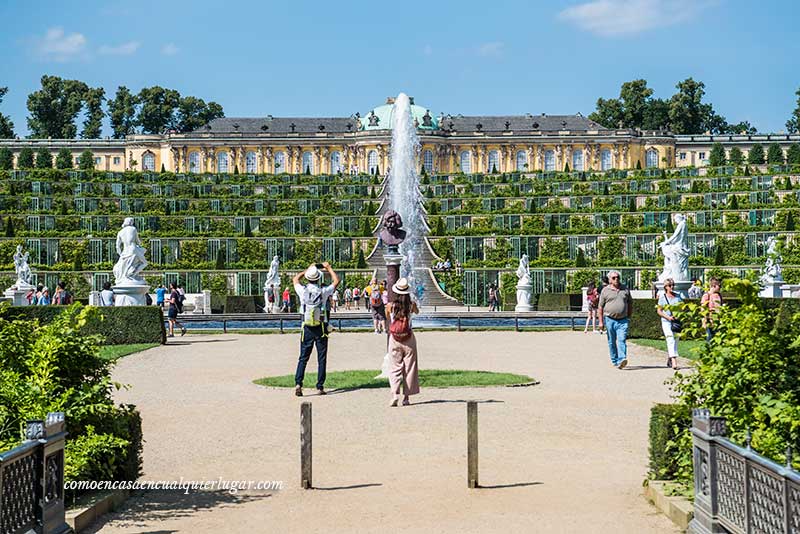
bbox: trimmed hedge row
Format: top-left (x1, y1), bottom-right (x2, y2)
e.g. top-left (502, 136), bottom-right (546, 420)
top-left (649, 403), bottom-right (692, 480)
top-left (0, 305), bottom-right (166, 344)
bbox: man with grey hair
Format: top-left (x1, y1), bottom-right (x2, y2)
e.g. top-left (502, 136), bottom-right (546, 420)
top-left (598, 270), bottom-right (633, 369)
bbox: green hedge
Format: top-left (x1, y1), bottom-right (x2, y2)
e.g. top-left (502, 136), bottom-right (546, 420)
top-left (648, 403), bottom-right (692, 480)
top-left (536, 293), bottom-right (581, 311)
top-left (0, 305), bottom-right (166, 344)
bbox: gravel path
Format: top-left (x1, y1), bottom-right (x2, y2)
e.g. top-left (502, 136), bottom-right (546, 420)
top-left (92, 331), bottom-right (682, 533)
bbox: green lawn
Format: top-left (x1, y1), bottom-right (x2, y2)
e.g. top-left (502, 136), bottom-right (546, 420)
top-left (255, 369), bottom-right (537, 390)
top-left (98, 343), bottom-right (160, 361)
top-left (630, 338), bottom-right (705, 360)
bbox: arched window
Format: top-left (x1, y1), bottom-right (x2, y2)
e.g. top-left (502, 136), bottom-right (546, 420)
top-left (367, 150), bottom-right (379, 174)
top-left (601, 149), bottom-right (612, 171)
top-left (142, 152), bottom-right (155, 171)
top-left (487, 150), bottom-right (500, 173)
top-left (423, 149), bottom-right (434, 174)
top-left (646, 148), bottom-right (659, 168)
top-left (188, 151), bottom-right (200, 173)
top-left (572, 149), bottom-right (584, 171)
top-left (245, 151), bottom-right (257, 173)
top-left (330, 151), bottom-right (342, 174)
top-left (217, 152), bottom-right (228, 173)
top-left (460, 151), bottom-right (472, 174)
top-left (516, 150), bottom-right (527, 171)
top-left (544, 150), bottom-right (555, 171)
top-left (274, 151), bottom-right (286, 173)
top-left (302, 151), bottom-right (314, 174)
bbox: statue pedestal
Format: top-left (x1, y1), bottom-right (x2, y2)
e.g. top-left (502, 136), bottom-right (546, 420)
top-left (655, 280), bottom-right (692, 299)
top-left (384, 247), bottom-right (404, 302)
top-left (759, 280), bottom-right (785, 298)
top-left (4, 286), bottom-right (34, 306)
top-left (515, 283), bottom-right (533, 312)
top-left (112, 283), bottom-right (150, 306)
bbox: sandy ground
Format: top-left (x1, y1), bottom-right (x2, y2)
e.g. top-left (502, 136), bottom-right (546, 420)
top-left (90, 330), bottom-right (683, 534)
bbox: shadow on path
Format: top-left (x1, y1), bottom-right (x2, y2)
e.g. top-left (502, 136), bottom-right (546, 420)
top-left (624, 365), bottom-right (672, 371)
top-left (313, 483), bottom-right (383, 491)
top-left (166, 339), bottom-right (237, 346)
top-left (82, 489), bottom-right (268, 533)
top-left (479, 481), bottom-right (543, 489)
top-left (411, 399), bottom-right (505, 406)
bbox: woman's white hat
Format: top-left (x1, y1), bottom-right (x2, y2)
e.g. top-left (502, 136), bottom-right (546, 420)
top-left (392, 277), bottom-right (410, 295)
top-left (305, 265), bottom-right (321, 281)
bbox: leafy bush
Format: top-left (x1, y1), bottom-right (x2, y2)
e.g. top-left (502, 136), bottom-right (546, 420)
top-left (0, 304), bottom-right (143, 496)
top-left (536, 293), bottom-right (575, 311)
top-left (648, 403), bottom-right (692, 481)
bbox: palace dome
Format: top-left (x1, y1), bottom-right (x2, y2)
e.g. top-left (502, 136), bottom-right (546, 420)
top-left (359, 97), bottom-right (438, 131)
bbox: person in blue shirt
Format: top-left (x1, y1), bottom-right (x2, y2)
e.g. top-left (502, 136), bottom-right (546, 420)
top-left (155, 284), bottom-right (167, 308)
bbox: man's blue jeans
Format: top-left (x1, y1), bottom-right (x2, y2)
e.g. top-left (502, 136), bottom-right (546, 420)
top-left (605, 316), bottom-right (629, 365)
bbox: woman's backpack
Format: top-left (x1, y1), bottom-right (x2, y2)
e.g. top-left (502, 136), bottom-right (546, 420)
top-left (369, 286), bottom-right (383, 307)
top-left (389, 316), bottom-right (412, 342)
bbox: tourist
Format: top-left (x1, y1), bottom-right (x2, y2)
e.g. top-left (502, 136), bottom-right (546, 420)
top-left (167, 282), bottom-right (187, 338)
top-left (688, 279), bottom-right (703, 299)
top-left (99, 281), bottom-right (115, 306)
top-left (364, 283), bottom-right (372, 312)
top-left (584, 281), bottom-right (599, 333)
top-left (488, 285), bottom-right (496, 311)
top-left (369, 278), bottom-right (385, 334)
top-left (33, 284), bottom-right (43, 305)
top-left (385, 278), bottom-right (420, 406)
top-left (444, 259), bottom-right (452, 271)
top-left (53, 281), bottom-right (73, 305)
top-left (267, 284), bottom-right (276, 313)
top-left (38, 287), bottom-right (51, 305)
top-left (155, 283), bottom-right (167, 308)
top-left (282, 286), bottom-right (291, 312)
top-left (598, 270), bottom-right (633, 369)
top-left (344, 287), bottom-right (352, 310)
top-left (455, 260), bottom-right (462, 275)
top-left (293, 262), bottom-right (340, 396)
top-left (331, 289), bottom-right (339, 312)
top-left (700, 277), bottom-right (723, 341)
top-left (352, 286), bottom-right (361, 310)
top-left (657, 278), bottom-right (683, 369)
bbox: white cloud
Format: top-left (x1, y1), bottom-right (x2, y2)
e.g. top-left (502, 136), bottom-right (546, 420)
top-left (558, 0), bottom-right (714, 37)
top-left (98, 41), bottom-right (140, 56)
top-left (476, 41), bottom-right (504, 58)
top-left (161, 43), bottom-right (179, 56)
top-left (423, 44), bottom-right (433, 56)
top-left (32, 27), bottom-right (87, 61)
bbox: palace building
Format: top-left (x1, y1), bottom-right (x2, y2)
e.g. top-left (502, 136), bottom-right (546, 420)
top-left (2, 96), bottom-right (799, 173)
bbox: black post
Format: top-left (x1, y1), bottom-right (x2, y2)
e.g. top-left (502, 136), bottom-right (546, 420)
top-left (280, 317), bottom-right (284, 334)
top-left (223, 319), bottom-right (227, 333)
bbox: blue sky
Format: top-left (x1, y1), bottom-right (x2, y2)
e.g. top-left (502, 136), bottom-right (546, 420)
top-left (1, 0), bottom-right (798, 135)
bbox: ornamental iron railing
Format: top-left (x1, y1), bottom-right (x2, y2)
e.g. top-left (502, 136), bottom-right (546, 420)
top-left (689, 408), bottom-right (800, 534)
top-left (0, 413), bottom-right (72, 534)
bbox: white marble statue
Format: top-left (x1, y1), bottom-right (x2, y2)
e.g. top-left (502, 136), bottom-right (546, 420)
top-left (760, 236), bottom-right (784, 284)
top-left (263, 255), bottom-right (281, 313)
top-left (658, 213), bottom-right (690, 282)
top-left (515, 254), bottom-right (533, 311)
top-left (13, 245), bottom-right (32, 288)
top-left (113, 217), bottom-right (148, 285)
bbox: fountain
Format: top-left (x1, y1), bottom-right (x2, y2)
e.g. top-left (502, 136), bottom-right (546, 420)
top-left (384, 93), bottom-right (427, 302)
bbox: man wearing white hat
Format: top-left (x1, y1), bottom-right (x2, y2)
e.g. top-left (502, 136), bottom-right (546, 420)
top-left (292, 262), bottom-right (340, 396)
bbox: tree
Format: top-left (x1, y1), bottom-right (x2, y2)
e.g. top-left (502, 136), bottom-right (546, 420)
top-left (786, 87), bottom-right (800, 133)
top-left (356, 248), bottom-right (367, 269)
top-left (215, 249), bottom-right (226, 270)
top-left (243, 218), bottom-right (252, 237)
top-left (108, 86), bottom-right (138, 139)
top-left (26, 75), bottom-right (89, 138)
top-left (175, 96), bottom-right (224, 133)
top-left (548, 216), bottom-right (558, 234)
top-left (636, 160), bottom-right (642, 170)
top-left (722, 121), bottom-right (757, 134)
top-left (667, 78), bottom-right (730, 134)
top-left (575, 247), bottom-right (587, 267)
top-left (728, 195), bottom-right (739, 209)
top-left (708, 142), bottom-right (727, 166)
top-left (4, 216), bottom-right (14, 237)
top-left (589, 97), bottom-right (624, 128)
top-left (0, 147), bottom-right (13, 170)
top-left (78, 150), bottom-right (95, 170)
top-left (786, 143), bottom-right (800, 165)
top-left (435, 217), bottom-right (445, 236)
top-left (55, 147), bottom-right (73, 169)
top-left (17, 147), bottom-right (34, 168)
top-left (598, 236), bottom-right (623, 264)
top-left (629, 197), bottom-right (636, 212)
top-left (589, 79), bottom-right (669, 130)
top-left (563, 162), bottom-right (570, 172)
top-left (361, 218), bottom-right (371, 237)
top-left (744, 165), bottom-right (751, 176)
top-left (0, 87), bottom-right (15, 138)
top-left (747, 144), bottom-right (765, 164)
top-left (665, 214), bottom-right (675, 235)
top-left (766, 143), bottom-right (785, 164)
top-left (81, 87), bottom-right (105, 138)
top-left (136, 86), bottom-right (181, 134)
top-left (785, 176), bottom-right (792, 190)
top-left (714, 245), bottom-right (724, 266)
top-left (786, 211), bottom-right (796, 231)
top-left (34, 147), bottom-right (52, 169)
top-left (491, 163), bottom-right (498, 174)
top-left (642, 98), bottom-right (670, 130)
top-left (728, 146), bottom-right (744, 166)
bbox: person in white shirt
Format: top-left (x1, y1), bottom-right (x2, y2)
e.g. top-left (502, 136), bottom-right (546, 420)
top-left (99, 282), bottom-right (115, 306)
top-left (292, 262), bottom-right (340, 397)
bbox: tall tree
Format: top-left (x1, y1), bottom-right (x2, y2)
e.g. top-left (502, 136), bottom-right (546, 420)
top-left (26, 75), bottom-right (89, 138)
top-left (78, 150), bottom-right (95, 170)
top-left (721, 121), bottom-right (757, 134)
top-left (766, 143), bottom-right (785, 164)
top-left (619, 79), bottom-right (653, 128)
top-left (786, 143), bottom-right (800, 165)
top-left (708, 142), bottom-right (727, 167)
top-left (0, 87), bottom-right (15, 138)
top-left (81, 87), bottom-right (105, 138)
top-left (108, 86), bottom-right (138, 139)
top-left (55, 147), bottom-right (73, 169)
top-left (175, 96), bottom-right (224, 133)
top-left (642, 98), bottom-right (670, 130)
top-left (136, 86), bottom-right (181, 134)
top-left (728, 146), bottom-right (744, 166)
top-left (588, 97), bottom-right (623, 128)
top-left (786, 88), bottom-right (800, 133)
top-left (0, 147), bottom-right (13, 169)
top-left (17, 147), bottom-right (34, 168)
top-left (668, 78), bottom-right (720, 134)
top-left (747, 143), bottom-right (765, 164)
top-left (35, 147), bottom-right (52, 169)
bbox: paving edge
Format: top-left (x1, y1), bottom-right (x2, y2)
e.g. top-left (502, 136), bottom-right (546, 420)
top-left (644, 480), bottom-right (694, 531)
top-left (66, 488), bottom-right (130, 533)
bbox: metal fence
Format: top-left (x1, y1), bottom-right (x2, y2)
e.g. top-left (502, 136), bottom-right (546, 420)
top-left (689, 409), bottom-right (800, 534)
top-left (0, 412), bottom-right (72, 534)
